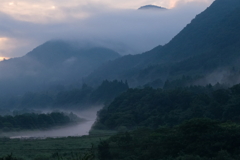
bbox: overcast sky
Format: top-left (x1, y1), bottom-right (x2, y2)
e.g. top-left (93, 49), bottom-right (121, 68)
top-left (0, 0), bottom-right (214, 59)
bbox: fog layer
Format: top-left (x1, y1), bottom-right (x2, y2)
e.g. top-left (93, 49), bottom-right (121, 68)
top-left (1, 107), bottom-right (102, 138)
top-left (0, 1), bottom-right (213, 57)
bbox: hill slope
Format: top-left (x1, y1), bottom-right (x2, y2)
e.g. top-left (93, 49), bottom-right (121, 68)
top-left (0, 40), bottom-right (120, 95)
top-left (86, 0), bottom-right (240, 87)
top-left (138, 5), bottom-right (166, 10)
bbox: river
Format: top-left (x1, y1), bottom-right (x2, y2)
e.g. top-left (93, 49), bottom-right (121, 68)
top-left (1, 106), bottom-right (102, 139)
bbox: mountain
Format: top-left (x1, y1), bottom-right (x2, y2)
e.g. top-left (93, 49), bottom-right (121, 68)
top-left (138, 5), bottom-right (166, 10)
top-left (86, 0), bottom-right (240, 87)
top-left (26, 41), bottom-right (119, 67)
top-left (0, 40), bottom-right (120, 95)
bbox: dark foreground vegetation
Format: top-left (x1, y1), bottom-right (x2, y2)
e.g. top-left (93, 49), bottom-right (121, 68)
top-left (1, 118), bottom-right (240, 160)
top-left (0, 112), bottom-right (82, 132)
top-left (0, 0), bottom-right (240, 159)
top-left (93, 83), bottom-right (240, 130)
top-left (0, 135), bottom-right (108, 160)
top-left (1, 83), bottom-right (240, 160)
top-left (98, 119), bottom-right (240, 160)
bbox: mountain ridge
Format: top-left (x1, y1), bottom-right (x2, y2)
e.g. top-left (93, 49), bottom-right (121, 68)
top-left (138, 5), bottom-right (167, 10)
top-left (0, 40), bottom-right (120, 95)
top-left (85, 0), bottom-right (240, 87)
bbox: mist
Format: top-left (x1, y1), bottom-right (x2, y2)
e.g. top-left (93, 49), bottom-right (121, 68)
top-left (0, 1), bottom-right (212, 58)
top-left (1, 106), bottom-right (102, 138)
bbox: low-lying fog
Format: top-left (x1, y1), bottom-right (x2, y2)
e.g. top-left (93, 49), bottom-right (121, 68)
top-left (1, 106), bottom-right (102, 139)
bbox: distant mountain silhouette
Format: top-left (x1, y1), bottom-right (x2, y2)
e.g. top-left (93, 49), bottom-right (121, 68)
top-left (138, 5), bottom-right (166, 10)
top-left (86, 0), bottom-right (240, 87)
top-left (0, 40), bottom-right (120, 95)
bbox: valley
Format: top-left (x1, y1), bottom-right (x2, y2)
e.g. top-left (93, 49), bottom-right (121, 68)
top-left (0, 107), bottom-right (101, 139)
top-left (0, 0), bottom-right (240, 159)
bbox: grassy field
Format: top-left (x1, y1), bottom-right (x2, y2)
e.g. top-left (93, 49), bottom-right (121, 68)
top-left (0, 134), bottom-right (112, 160)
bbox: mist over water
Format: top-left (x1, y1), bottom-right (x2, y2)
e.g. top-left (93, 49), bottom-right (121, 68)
top-left (2, 106), bottom-right (102, 139)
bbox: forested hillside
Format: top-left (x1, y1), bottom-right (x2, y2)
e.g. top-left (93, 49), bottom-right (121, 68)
top-left (0, 112), bottom-right (82, 132)
top-left (93, 83), bottom-right (240, 130)
top-left (0, 40), bottom-right (120, 95)
top-left (86, 0), bottom-right (240, 87)
top-left (0, 80), bottom-right (129, 109)
top-left (1, 0), bottom-right (240, 160)
top-left (98, 119), bottom-right (240, 160)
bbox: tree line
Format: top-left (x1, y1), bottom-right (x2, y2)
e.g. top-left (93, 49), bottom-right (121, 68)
top-left (0, 112), bottom-right (81, 132)
top-left (0, 80), bottom-right (129, 109)
top-left (93, 83), bottom-right (240, 130)
top-left (98, 118), bottom-right (240, 160)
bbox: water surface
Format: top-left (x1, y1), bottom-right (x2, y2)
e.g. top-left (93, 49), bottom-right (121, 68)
top-left (2, 107), bottom-right (102, 139)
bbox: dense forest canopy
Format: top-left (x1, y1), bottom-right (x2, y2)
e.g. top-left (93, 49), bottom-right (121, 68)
top-left (98, 119), bottom-right (240, 160)
top-left (0, 80), bottom-right (129, 109)
top-left (0, 112), bottom-right (82, 132)
top-left (93, 83), bottom-right (240, 130)
top-left (85, 0), bottom-right (240, 88)
top-left (1, 0), bottom-right (240, 160)
top-left (0, 41), bottom-right (120, 96)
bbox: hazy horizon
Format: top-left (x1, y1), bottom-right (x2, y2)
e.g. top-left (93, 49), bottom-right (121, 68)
top-left (0, 106), bottom-right (102, 138)
top-left (0, 0), bottom-right (214, 59)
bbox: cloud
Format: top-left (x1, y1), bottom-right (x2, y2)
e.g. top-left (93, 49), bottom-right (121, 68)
top-left (0, 0), bottom-right (214, 22)
top-left (0, 0), bottom-right (214, 57)
top-left (163, 0), bottom-right (214, 8)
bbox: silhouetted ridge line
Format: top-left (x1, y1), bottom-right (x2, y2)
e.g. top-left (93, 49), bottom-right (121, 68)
top-left (138, 5), bottom-right (167, 10)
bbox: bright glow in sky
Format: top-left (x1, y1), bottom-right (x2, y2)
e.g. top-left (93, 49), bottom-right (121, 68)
top-left (0, 37), bottom-right (15, 58)
top-left (0, 0), bottom-right (214, 58)
top-left (0, 57), bottom-right (10, 61)
top-left (0, 0), bottom-right (213, 22)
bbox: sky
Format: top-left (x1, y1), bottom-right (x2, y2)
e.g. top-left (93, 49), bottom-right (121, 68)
top-left (0, 0), bottom-right (214, 59)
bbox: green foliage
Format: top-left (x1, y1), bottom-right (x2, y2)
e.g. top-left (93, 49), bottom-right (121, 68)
top-left (0, 134), bottom-right (110, 160)
top-left (90, 80), bottom-right (129, 104)
top-left (93, 83), bottom-right (240, 130)
top-left (0, 80), bottom-right (128, 109)
top-left (0, 112), bottom-right (79, 131)
top-left (85, 0), bottom-right (240, 87)
top-left (0, 154), bottom-right (21, 160)
top-left (98, 119), bottom-right (240, 160)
